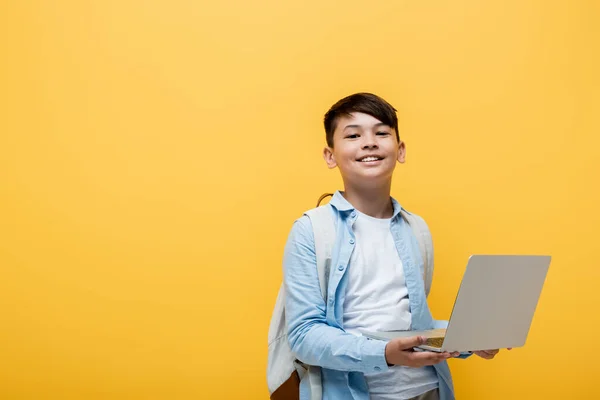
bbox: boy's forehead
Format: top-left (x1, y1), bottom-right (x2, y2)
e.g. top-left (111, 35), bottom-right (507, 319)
top-left (335, 112), bottom-right (388, 130)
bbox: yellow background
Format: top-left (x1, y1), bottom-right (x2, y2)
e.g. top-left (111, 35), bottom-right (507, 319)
top-left (1, 0), bottom-right (599, 399)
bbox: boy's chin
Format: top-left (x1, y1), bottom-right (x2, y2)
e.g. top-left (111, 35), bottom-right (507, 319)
top-left (344, 172), bottom-right (393, 187)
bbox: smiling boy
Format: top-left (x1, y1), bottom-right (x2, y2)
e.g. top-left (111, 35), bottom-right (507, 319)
top-left (282, 93), bottom-right (501, 400)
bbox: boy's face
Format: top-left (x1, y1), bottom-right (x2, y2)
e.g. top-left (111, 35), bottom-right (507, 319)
top-left (323, 112), bottom-right (405, 186)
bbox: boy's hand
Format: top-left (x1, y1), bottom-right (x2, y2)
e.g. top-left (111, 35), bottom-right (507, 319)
top-left (384, 336), bottom-right (459, 368)
top-left (473, 348), bottom-right (511, 360)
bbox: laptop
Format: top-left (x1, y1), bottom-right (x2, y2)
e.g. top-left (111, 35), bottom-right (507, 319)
top-left (361, 255), bottom-right (551, 353)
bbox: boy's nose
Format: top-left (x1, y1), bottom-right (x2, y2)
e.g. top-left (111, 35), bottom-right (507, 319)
top-left (361, 133), bottom-right (378, 149)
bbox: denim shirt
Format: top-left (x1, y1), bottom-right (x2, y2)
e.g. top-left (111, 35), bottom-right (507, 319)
top-left (283, 191), bottom-right (460, 400)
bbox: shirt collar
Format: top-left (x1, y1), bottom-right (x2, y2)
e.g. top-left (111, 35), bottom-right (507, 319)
top-left (329, 190), bottom-right (404, 220)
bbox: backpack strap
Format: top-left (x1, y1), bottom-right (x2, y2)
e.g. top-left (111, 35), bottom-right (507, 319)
top-left (302, 205), bottom-right (335, 400)
top-left (400, 210), bottom-right (434, 297)
top-left (304, 205), bottom-right (335, 301)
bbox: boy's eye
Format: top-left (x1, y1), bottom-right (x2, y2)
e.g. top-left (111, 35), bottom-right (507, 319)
top-left (346, 134), bottom-right (359, 139)
top-left (376, 131), bottom-right (390, 136)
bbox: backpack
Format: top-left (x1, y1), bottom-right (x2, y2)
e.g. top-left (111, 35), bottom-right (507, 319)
top-left (267, 194), bottom-right (435, 400)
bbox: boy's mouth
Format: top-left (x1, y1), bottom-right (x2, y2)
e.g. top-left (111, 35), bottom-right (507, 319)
top-left (357, 155), bottom-right (384, 162)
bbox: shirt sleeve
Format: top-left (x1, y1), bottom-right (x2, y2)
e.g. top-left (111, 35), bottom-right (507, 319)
top-left (283, 216), bottom-right (390, 374)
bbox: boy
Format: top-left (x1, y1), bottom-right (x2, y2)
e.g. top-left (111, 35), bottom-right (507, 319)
top-left (283, 93), bottom-right (501, 400)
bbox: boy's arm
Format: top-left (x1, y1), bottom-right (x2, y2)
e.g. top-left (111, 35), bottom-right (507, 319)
top-left (283, 216), bottom-right (389, 374)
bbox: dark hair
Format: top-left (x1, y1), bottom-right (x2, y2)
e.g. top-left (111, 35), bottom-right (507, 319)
top-left (323, 92), bottom-right (399, 147)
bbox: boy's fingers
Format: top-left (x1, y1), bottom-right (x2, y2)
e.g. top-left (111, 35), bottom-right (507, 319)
top-left (394, 336), bottom-right (426, 350)
top-left (481, 350), bottom-right (499, 357)
top-left (474, 351), bottom-right (494, 359)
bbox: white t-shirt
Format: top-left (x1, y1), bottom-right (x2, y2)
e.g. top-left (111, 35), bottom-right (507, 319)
top-left (343, 211), bottom-right (439, 400)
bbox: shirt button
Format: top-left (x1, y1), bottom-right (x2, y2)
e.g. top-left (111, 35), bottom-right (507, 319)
top-left (351, 212), bottom-right (356, 218)
top-left (374, 366), bottom-right (381, 372)
top-left (338, 265), bottom-right (344, 271)
top-left (328, 298), bottom-right (334, 305)
top-left (349, 239), bottom-right (355, 244)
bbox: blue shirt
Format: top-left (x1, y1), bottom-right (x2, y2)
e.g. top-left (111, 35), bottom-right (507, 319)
top-left (283, 191), bottom-right (460, 400)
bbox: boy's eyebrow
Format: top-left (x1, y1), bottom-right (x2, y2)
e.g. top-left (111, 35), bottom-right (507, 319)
top-left (343, 122), bottom-right (389, 131)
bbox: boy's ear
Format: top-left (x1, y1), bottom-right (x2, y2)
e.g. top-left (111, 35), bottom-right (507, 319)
top-left (323, 147), bottom-right (337, 169)
top-left (397, 141), bottom-right (406, 164)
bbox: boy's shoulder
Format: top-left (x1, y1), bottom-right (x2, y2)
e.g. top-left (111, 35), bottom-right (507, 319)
top-left (287, 204), bottom-right (336, 245)
top-left (295, 203), bottom-right (335, 229)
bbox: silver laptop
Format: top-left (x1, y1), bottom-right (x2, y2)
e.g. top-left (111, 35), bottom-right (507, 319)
top-left (361, 255), bottom-right (551, 353)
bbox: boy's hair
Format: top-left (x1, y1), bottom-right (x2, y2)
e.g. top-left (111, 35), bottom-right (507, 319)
top-left (323, 92), bottom-right (400, 148)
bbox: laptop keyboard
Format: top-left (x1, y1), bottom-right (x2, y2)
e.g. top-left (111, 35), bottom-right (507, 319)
top-left (425, 337), bottom-right (444, 348)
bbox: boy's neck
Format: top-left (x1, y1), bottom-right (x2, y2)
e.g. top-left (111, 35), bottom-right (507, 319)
top-left (341, 182), bottom-right (394, 219)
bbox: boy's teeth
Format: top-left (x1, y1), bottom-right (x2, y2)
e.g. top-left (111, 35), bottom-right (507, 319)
top-left (362, 157), bottom-right (378, 162)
